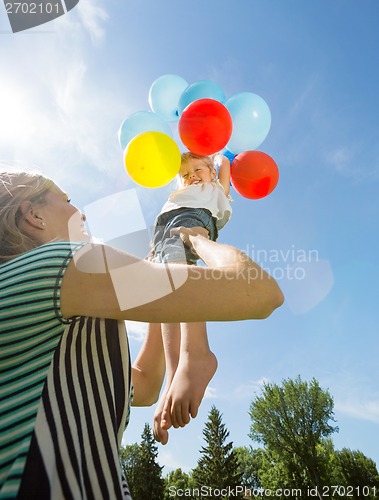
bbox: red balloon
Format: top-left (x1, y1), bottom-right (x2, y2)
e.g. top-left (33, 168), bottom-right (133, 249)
top-left (178, 98), bottom-right (233, 155)
top-left (231, 151), bottom-right (279, 199)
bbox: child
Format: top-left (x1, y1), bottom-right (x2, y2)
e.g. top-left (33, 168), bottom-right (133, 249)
top-left (150, 152), bottom-right (232, 444)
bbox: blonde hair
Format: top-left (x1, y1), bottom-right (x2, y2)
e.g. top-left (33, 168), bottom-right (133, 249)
top-left (177, 153), bottom-right (216, 188)
top-left (180, 152), bottom-right (214, 170)
top-left (0, 170), bottom-right (55, 264)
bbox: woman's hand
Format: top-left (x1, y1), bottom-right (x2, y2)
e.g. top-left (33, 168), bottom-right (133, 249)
top-left (171, 225), bottom-right (209, 244)
top-left (170, 226), bottom-right (210, 259)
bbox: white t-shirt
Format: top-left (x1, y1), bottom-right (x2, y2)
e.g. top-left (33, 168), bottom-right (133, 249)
top-left (159, 180), bottom-right (232, 230)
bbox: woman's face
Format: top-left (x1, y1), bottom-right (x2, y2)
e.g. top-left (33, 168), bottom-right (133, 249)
top-left (38, 186), bottom-right (90, 242)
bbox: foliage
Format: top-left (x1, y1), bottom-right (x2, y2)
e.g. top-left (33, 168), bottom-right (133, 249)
top-left (234, 446), bottom-right (264, 491)
top-left (120, 443), bottom-right (141, 496)
top-left (331, 448), bottom-right (379, 499)
top-left (249, 376), bottom-right (338, 493)
top-left (120, 423), bottom-right (164, 500)
top-left (164, 468), bottom-right (197, 500)
top-left (119, 378), bottom-right (379, 500)
top-left (192, 405), bottom-right (244, 499)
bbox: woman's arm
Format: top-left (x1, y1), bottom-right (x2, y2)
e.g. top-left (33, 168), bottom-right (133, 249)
top-left (131, 323), bottom-right (165, 406)
top-left (60, 233), bottom-right (284, 323)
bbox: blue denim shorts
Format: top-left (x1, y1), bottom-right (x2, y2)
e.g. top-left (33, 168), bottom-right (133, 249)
top-left (152, 207), bottom-right (218, 264)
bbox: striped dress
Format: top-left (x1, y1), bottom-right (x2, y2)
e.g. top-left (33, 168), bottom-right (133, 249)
top-left (0, 242), bottom-right (132, 499)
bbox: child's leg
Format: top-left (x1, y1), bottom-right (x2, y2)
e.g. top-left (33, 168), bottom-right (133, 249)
top-left (153, 322), bottom-right (180, 445)
top-left (161, 322), bottom-right (218, 429)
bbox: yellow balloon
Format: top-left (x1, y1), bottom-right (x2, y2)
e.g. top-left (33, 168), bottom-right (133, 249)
top-left (124, 131), bottom-right (181, 188)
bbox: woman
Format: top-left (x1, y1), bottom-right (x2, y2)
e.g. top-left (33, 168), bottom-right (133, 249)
top-left (0, 170), bottom-right (283, 499)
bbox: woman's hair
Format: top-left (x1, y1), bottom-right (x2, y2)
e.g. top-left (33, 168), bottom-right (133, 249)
top-left (0, 170), bottom-right (55, 264)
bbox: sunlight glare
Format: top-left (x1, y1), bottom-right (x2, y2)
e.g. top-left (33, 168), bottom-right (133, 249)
top-left (0, 82), bottom-right (33, 143)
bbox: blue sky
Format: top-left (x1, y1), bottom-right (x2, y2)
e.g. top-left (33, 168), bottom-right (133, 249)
top-left (1, 0), bottom-right (378, 474)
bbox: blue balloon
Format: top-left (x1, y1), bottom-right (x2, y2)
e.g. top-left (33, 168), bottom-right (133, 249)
top-left (118, 111), bottom-right (172, 150)
top-left (178, 80), bottom-right (226, 116)
top-left (149, 74), bottom-right (189, 122)
top-left (226, 92), bottom-right (271, 154)
top-left (222, 148), bottom-right (236, 164)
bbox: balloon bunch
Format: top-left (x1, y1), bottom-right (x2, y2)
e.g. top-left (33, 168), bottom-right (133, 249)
top-left (119, 74), bottom-right (279, 199)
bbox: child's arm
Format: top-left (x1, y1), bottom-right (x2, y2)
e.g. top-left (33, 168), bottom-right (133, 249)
top-left (215, 154), bottom-right (231, 196)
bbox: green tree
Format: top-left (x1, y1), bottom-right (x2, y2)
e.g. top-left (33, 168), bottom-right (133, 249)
top-left (120, 443), bottom-right (141, 496)
top-left (332, 448), bottom-right (379, 499)
top-left (234, 446), bottom-right (263, 492)
top-left (120, 423), bottom-right (164, 500)
top-left (249, 376), bottom-right (338, 497)
top-left (164, 468), bottom-right (196, 500)
top-left (258, 448), bottom-right (300, 499)
top-left (192, 405), bottom-right (243, 499)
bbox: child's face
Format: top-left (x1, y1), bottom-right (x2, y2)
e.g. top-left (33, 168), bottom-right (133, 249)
top-left (179, 159), bottom-right (216, 187)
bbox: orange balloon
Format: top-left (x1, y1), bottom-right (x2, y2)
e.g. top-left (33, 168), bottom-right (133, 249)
top-left (231, 151), bottom-right (279, 199)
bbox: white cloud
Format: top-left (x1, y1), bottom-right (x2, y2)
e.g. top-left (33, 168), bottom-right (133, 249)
top-left (76, 0), bottom-right (108, 44)
top-left (125, 321), bottom-right (148, 342)
top-left (324, 142), bottom-right (379, 181)
top-left (158, 450), bottom-right (192, 473)
top-left (54, 60), bottom-right (87, 116)
top-left (233, 377), bottom-right (270, 400)
top-left (287, 74), bottom-right (320, 120)
top-left (326, 147), bottom-right (351, 174)
top-left (204, 386), bottom-right (217, 399)
top-left (335, 399), bottom-right (379, 425)
top-left (0, 80), bottom-right (35, 143)
top-left (0, 3), bottom-right (175, 222)
top-left (0, 4), bottom-right (130, 197)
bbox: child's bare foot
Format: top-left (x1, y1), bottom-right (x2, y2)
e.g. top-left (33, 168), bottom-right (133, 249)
top-left (153, 382), bottom-right (172, 445)
top-left (162, 350), bottom-right (218, 429)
